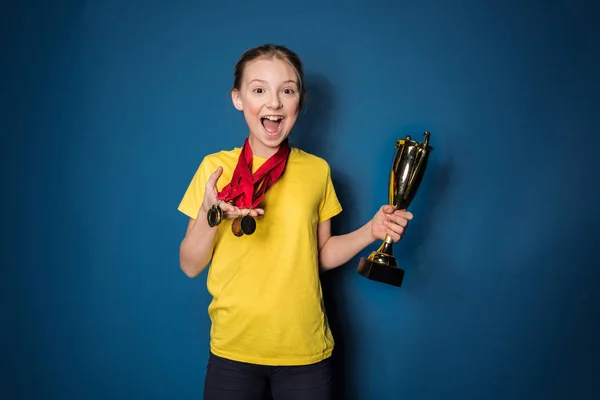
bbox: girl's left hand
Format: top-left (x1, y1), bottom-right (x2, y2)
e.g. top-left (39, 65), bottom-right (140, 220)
top-left (370, 205), bottom-right (413, 242)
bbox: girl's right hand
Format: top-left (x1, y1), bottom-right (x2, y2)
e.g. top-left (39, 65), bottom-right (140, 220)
top-left (201, 166), bottom-right (265, 221)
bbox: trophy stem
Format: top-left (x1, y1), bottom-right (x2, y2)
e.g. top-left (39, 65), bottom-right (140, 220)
top-left (356, 233), bottom-right (402, 286)
top-left (376, 234), bottom-right (394, 256)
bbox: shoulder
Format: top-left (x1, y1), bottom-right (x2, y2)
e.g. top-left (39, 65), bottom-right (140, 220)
top-left (203, 147), bottom-right (241, 164)
top-left (198, 147), bottom-right (242, 170)
top-left (288, 147), bottom-right (332, 173)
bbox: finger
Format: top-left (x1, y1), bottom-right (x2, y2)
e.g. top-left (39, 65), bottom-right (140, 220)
top-left (381, 205), bottom-right (395, 214)
top-left (220, 203), bottom-right (241, 219)
top-left (389, 210), bottom-right (412, 222)
top-left (386, 228), bottom-right (401, 242)
top-left (206, 166), bottom-right (223, 188)
top-left (387, 215), bottom-right (410, 228)
top-left (384, 220), bottom-right (406, 235)
top-left (394, 210), bottom-right (413, 220)
top-left (219, 202), bottom-right (235, 212)
top-left (247, 208), bottom-right (265, 217)
top-left (224, 210), bottom-right (242, 220)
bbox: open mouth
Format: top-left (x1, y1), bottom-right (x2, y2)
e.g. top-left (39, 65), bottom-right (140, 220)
top-left (260, 115), bottom-right (284, 136)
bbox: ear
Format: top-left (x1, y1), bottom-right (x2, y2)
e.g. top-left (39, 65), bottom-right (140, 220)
top-left (231, 89), bottom-right (244, 111)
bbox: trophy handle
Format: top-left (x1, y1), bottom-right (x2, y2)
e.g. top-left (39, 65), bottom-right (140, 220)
top-left (422, 130), bottom-right (430, 148)
top-left (405, 131), bottom-right (430, 198)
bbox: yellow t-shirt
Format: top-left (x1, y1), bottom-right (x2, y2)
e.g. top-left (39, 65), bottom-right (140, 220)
top-left (178, 146), bottom-right (343, 366)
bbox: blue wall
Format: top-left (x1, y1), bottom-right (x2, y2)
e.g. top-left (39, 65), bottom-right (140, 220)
top-left (4, 0), bottom-right (599, 399)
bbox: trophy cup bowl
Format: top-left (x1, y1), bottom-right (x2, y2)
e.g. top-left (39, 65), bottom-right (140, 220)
top-left (357, 131), bottom-right (433, 287)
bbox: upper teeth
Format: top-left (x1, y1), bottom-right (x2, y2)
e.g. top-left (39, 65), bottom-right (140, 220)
top-left (263, 116), bottom-right (282, 121)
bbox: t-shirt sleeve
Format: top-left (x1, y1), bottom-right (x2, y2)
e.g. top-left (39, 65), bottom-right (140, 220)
top-left (177, 157), bottom-right (212, 220)
top-left (318, 162), bottom-right (343, 223)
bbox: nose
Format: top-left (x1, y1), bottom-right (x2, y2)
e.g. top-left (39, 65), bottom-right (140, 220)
top-left (267, 92), bottom-right (282, 109)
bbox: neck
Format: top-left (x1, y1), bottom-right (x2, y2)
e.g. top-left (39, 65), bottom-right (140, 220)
top-left (248, 135), bottom-right (280, 158)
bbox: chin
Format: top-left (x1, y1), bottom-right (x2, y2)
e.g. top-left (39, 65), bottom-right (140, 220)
top-left (261, 133), bottom-right (290, 148)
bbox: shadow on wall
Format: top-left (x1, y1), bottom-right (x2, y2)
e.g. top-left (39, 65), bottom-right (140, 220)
top-left (400, 154), bottom-right (454, 295)
top-left (291, 72), bottom-right (336, 158)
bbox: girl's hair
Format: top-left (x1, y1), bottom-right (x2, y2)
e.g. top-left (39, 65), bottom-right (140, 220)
top-left (232, 43), bottom-right (306, 109)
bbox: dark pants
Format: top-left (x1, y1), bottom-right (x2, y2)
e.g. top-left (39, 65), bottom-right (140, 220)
top-left (203, 352), bottom-right (332, 400)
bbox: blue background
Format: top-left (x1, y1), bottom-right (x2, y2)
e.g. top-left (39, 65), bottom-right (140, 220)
top-left (3, 0), bottom-right (599, 399)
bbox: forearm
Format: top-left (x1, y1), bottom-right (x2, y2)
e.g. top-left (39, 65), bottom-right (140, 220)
top-left (179, 209), bottom-right (218, 278)
top-left (319, 221), bottom-right (375, 271)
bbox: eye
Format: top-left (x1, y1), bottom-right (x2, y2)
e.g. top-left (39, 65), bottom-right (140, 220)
top-left (283, 88), bottom-right (295, 95)
top-left (253, 88), bottom-right (265, 94)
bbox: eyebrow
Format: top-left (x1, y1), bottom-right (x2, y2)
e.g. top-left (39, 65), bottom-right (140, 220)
top-left (248, 79), bottom-right (298, 86)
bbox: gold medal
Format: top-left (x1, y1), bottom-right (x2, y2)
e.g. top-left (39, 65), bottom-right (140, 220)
top-left (231, 214), bottom-right (256, 237)
top-left (206, 202), bottom-right (223, 227)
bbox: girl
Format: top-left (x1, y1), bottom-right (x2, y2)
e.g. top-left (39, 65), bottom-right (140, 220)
top-left (178, 44), bottom-right (412, 400)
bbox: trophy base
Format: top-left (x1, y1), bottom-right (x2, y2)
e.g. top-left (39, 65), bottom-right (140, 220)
top-left (357, 254), bottom-right (405, 287)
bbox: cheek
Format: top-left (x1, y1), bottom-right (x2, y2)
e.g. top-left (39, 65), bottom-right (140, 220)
top-left (285, 99), bottom-right (300, 115)
top-left (243, 99), bottom-right (262, 117)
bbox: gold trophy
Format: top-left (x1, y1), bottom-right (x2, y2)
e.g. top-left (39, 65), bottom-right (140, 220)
top-left (357, 131), bottom-right (433, 287)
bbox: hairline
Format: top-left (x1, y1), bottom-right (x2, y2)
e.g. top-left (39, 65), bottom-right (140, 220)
top-left (234, 54), bottom-right (303, 91)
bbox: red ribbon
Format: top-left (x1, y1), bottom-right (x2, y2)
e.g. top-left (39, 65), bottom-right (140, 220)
top-left (216, 138), bottom-right (291, 208)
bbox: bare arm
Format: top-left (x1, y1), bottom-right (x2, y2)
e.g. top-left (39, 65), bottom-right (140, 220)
top-left (179, 210), bottom-right (218, 278)
top-left (317, 219), bottom-right (375, 272)
top-left (317, 206), bottom-right (413, 272)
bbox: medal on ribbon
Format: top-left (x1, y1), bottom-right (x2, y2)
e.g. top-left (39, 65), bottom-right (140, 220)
top-left (207, 138), bottom-right (291, 236)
